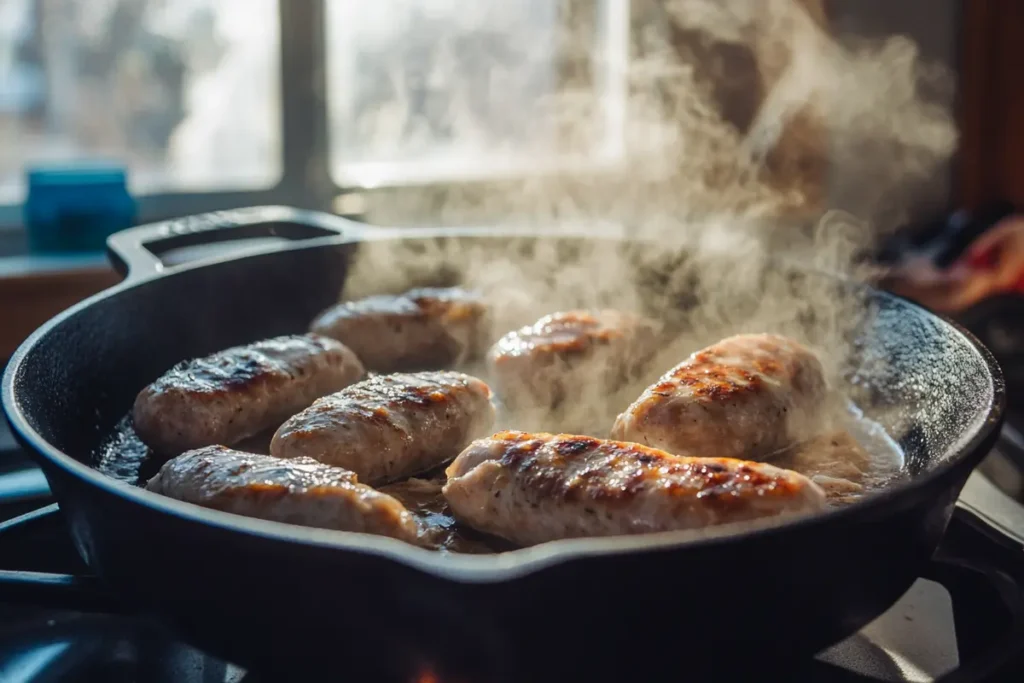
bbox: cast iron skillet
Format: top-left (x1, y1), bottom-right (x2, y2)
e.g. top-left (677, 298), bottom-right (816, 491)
top-left (0, 206), bottom-right (1007, 682)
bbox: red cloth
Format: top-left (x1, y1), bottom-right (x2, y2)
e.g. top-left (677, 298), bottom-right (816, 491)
top-left (964, 240), bottom-right (1024, 293)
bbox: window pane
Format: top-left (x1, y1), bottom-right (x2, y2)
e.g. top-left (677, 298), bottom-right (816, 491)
top-left (326, 0), bottom-right (628, 187)
top-left (0, 0), bottom-right (280, 203)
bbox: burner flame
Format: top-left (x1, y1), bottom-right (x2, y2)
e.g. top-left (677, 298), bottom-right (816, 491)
top-left (413, 665), bottom-right (441, 683)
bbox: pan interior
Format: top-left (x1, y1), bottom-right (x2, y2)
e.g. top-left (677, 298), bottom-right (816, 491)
top-left (5, 232), bottom-right (999, 551)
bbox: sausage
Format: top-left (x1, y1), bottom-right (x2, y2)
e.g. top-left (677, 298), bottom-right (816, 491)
top-left (133, 334), bottom-right (364, 455)
top-left (487, 309), bottom-right (661, 432)
top-left (270, 370), bottom-right (495, 484)
top-left (146, 446), bottom-right (421, 543)
top-left (610, 333), bottom-right (828, 459)
top-left (310, 287), bottom-right (487, 372)
top-left (443, 431), bottom-right (827, 546)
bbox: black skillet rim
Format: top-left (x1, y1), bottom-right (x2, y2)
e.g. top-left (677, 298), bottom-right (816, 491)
top-left (0, 229), bottom-right (1008, 582)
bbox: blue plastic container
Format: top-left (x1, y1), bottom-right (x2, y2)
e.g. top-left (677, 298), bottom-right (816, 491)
top-left (23, 165), bottom-right (137, 254)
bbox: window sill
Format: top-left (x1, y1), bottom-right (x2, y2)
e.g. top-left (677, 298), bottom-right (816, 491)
top-left (0, 252), bottom-right (111, 280)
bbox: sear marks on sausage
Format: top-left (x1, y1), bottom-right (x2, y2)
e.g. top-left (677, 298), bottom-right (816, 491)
top-left (270, 370), bottom-right (496, 485)
top-left (443, 431), bottom-right (827, 546)
top-left (133, 334), bottom-right (365, 456)
top-left (145, 446), bottom-right (421, 544)
top-left (486, 310), bottom-right (661, 432)
top-left (310, 286), bottom-right (487, 373)
top-left (610, 333), bottom-right (828, 460)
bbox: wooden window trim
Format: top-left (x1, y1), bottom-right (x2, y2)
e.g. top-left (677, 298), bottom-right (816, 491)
top-left (957, 0), bottom-right (1024, 208)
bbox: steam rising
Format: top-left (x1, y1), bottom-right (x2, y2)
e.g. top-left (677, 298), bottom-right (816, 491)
top-left (343, 0), bottom-right (957, 435)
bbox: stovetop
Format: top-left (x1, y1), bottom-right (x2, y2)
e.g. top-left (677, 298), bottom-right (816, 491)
top-left (0, 572), bottom-right (988, 682)
top-left (0, 471), bottom-right (1023, 682)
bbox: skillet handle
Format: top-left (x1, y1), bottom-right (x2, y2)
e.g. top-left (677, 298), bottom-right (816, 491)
top-left (0, 504), bottom-right (124, 613)
top-left (106, 205), bottom-right (367, 281)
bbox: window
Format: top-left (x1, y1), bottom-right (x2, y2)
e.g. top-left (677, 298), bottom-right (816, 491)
top-left (0, 0), bottom-right (629, 234)
top-left (0, 0), bottom-right (281, 205)
top-left (325, 0), bottom-right (629, 187)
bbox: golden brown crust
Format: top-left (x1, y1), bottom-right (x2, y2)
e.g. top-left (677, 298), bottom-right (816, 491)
top-left (483, 432), bottom-right (812, 507)
top-left (611, 333), bottom-right (828, 459)
top-left (443, 431), bottom-right (827, 545)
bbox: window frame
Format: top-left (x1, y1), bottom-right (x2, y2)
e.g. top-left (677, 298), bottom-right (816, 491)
top-left (0, 0), bottom-right (631, 241)
top-left (0, 0), bottom-right (335, 237)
